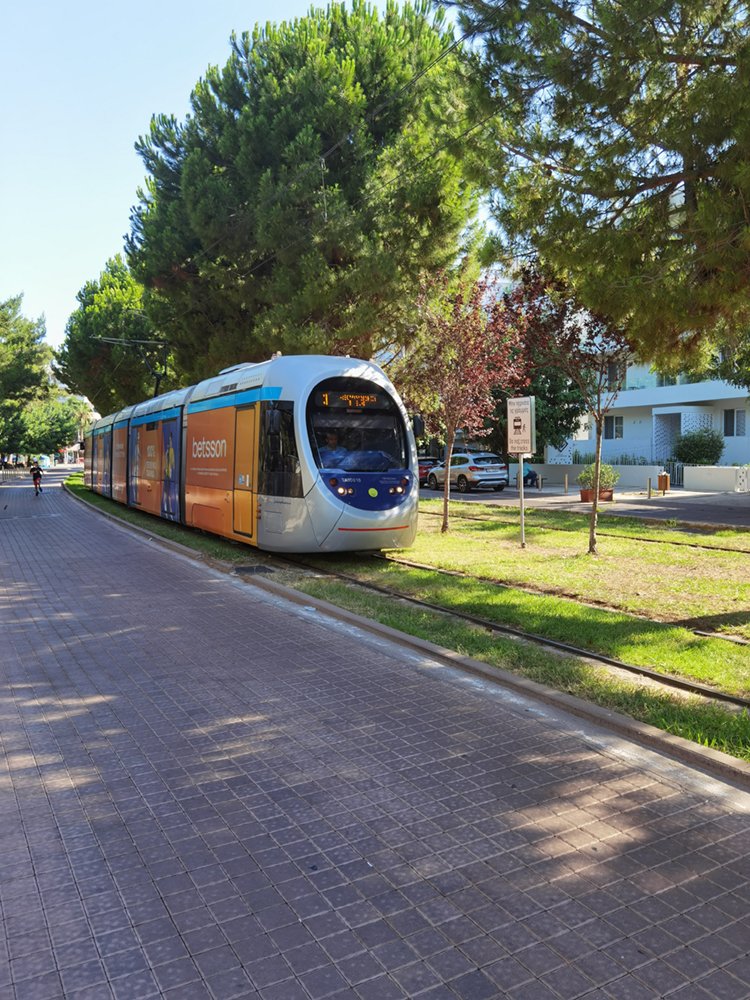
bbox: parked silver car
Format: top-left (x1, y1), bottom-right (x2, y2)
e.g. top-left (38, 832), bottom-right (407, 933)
top-left (427, 452), bottom-right (509, 493)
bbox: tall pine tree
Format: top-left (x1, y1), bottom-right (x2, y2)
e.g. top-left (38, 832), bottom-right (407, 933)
top-left (128, 1), bottom-right (484, 380)
top-left (455, 0), bottom-right (750, 362)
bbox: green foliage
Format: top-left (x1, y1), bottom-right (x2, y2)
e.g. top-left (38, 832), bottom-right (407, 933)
top-left (485, 272), bottom-right (590, 454)
top-left (21, 396), bottom-right (89, 454)
top-left (577, 463), bottom-right (620, 489)
top-left (707, 328), bottom-right (750, 390)
top-left (0, 403), bottom-right (26, 456)
top-left (0, 295), bottom-right (50, 453)
top-left (0, 295), bottom-right (49, 401)
top-left (457, 0), bottom-right (750, 363)
top-left (55, 256), bottom-right (173, 413)
top-left (127, 1), bottom-right (483, 379)
top-left (673, 428), bottom-right (725, 465)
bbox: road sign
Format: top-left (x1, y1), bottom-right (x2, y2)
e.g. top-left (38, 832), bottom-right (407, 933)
top-left (507, 396), bottom-right (536, 456)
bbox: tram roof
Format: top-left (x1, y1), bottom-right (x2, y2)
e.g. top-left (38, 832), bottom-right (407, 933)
top-left (129, 386), bottom-right (195, 422)
top-left (189, 355), bottom-right (385, 405)
top-left (88, 355), bottom-right (391, 432)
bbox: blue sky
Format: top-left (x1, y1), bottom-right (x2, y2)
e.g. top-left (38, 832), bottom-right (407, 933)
top-left (0, 1), bottom-right (324, 349)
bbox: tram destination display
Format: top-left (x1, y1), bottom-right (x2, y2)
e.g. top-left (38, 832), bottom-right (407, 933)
top-left (315, 389), bottom-right (384, 410)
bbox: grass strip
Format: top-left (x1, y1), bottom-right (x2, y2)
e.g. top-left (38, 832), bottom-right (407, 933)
top-left (303, 556), bottom-right (750, 697)
top-left (419, 498), bottom-right (750, 551)
top-left (65, 474), bottom-right (256, 566)
top-left (414, 502), bottom-right (750, 640)
top-left (293, 576), bottom-right (750, 763)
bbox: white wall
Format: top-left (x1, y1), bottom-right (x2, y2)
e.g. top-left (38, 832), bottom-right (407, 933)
top-left (546, 400), bottom-right (750, 467)
top-left (510, 463), bottom-right (664, 490)
top-left (684, 466), bottom-right (749, 492)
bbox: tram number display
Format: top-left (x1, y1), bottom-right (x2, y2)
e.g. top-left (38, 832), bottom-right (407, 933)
top-left (316, 390), bottom-right (383, 410)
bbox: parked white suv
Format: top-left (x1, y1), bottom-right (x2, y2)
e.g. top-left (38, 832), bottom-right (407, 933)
top-left (427, 452), bottom-right (509, 493)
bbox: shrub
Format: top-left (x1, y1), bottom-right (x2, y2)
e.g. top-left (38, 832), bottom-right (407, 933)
top-left (610, 453), bottom-right (650, 466)
top-left (672, 429), bottom-right (725, 465)
top-left (576, 463), bottom-right (620, 489)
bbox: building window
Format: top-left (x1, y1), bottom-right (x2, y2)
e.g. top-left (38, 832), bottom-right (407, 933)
top-left (573, 416), bottom-right (591, 441)
top-left (604, 415), bottom-right (623, 440)
top-left (724, 409), bottom-right (747, 437)
top-left (606, 361), bottom-right (626, 390)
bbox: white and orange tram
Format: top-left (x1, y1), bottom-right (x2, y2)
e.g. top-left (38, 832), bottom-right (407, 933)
top-left (84, 355), bottom-right (420, 553)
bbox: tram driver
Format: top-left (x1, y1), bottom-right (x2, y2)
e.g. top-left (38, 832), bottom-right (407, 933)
top-left (318, 429), bottom-right (348, 467)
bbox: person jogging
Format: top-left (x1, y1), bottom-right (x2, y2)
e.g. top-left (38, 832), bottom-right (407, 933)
top-left (30, 460), bottom-right (43, 495)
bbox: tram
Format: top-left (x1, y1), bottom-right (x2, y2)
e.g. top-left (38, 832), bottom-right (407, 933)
top-left (84, 355), bottom-right (420, 552)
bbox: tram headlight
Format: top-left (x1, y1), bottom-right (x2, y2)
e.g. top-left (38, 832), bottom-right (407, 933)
top-left (336, 486), bottom-right (347, 496)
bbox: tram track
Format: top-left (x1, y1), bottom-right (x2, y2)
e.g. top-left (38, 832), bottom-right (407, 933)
top-left (270, 553), bottom-right (750, 714)
top-left (380, 551), bottom-right (750, 648)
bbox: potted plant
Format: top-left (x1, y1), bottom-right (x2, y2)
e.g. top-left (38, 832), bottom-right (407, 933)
top-left (577, 462), bottom-right (620, 502)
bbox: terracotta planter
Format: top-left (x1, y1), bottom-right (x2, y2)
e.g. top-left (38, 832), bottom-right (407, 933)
top-left (579, 488), bottom-right (614, 502)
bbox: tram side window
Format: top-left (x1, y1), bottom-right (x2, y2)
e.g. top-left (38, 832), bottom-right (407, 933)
top-left (258, 402), bottom-right (303, 498)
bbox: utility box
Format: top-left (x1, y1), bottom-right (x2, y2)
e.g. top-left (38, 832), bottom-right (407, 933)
top-left (658, 472), bottom-right (670, 493)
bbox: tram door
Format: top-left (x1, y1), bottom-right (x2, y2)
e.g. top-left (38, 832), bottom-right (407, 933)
top-left (233, 406), bottom-right (256, 537)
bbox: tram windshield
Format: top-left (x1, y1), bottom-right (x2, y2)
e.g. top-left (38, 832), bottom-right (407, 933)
top-left (308, 377), bottom-right (409, 472)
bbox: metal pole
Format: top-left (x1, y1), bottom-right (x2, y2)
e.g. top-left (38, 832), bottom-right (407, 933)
top-left (647, 477), bottom-right (652, 499)
top-left (564, 473), bottom-right (568, 495)
top-left (519, 455), bottom-right (526, 548)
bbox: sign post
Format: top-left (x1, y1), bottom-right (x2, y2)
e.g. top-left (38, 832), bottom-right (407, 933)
top-left (507, 397), bottom-right (536, 549)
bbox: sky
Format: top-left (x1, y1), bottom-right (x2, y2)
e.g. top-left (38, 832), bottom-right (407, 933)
top-left (0, 1), bottom-right (322, 350)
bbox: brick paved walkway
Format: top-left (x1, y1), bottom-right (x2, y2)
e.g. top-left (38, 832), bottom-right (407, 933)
top-left (2, 473), bottom-right (750, 999)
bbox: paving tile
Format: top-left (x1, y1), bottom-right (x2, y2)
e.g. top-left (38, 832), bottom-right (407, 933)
top-left (13, 971), bottom-right (64, 1000)
top-left (354, 975), bottom-right (406, 1000)
top-left (299, 963), bottom-right (351, 998)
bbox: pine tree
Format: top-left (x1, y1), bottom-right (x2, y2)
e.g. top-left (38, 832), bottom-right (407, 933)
top-left (455, 0), bottom-right (750, 362)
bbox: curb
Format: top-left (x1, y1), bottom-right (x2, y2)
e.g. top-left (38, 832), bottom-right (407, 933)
top-left (64, 483), bottom-right (750, 790)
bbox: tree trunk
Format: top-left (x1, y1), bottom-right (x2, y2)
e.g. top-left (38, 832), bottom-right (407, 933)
top-left (441, 428), bottom-right (456, 533)
top-left (589, 418), bottom-right (603, 555)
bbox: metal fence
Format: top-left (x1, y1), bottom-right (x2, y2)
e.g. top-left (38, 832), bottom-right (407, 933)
top-left (1, 466), bottom-right (27, 483)
top-left (664, 460), bottom-right (684, 487)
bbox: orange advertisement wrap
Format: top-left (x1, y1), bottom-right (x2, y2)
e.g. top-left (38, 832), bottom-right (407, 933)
top-left (131, 423), bottom-right (162, 516)
top-left (185, 408), bottom-right (236, 537)
top-left (83, 438), bottom-right (92, 488)
top-left (92, 431), bottom-right (111, 496)
top-left (112, 426), bottom-right (128, 503)
top-left (232, 407), bottom-right (256, 538)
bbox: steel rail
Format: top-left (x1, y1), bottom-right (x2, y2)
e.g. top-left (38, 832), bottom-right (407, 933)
top-left (273, 554), bottom-right (750, 713)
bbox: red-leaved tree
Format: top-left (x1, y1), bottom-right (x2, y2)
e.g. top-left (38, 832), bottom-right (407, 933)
top-left (389, 275), bottom-right (530, 532)
top-left (512, 269), bottom-right (632, 554)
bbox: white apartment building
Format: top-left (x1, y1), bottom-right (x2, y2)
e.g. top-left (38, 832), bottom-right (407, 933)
top-left (547, 363), bottom-right (750, 466)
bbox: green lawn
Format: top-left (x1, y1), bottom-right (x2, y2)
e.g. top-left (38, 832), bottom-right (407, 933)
top-left (414, 500), bottom-right (750, 639)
